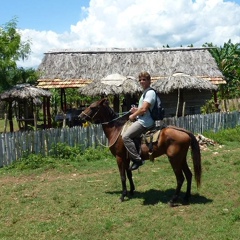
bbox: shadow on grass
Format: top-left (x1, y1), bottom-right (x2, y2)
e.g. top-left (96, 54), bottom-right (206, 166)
top-left (105, 188), bottom-right (212, 206)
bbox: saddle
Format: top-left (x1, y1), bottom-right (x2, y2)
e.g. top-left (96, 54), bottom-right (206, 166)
top-left (121, 121), bottom-right (167, 160)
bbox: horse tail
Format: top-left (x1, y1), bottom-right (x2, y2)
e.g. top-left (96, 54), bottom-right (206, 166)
top-left (189, 132), bottom-right (202, 188)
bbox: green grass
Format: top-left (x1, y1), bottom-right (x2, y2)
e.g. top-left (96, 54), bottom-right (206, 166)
top-left (0, 118), bottom-right (19, 132)
top-left (0, 128), bottom-right (239, 239)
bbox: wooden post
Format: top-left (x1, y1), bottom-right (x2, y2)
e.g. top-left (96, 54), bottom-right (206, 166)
top-left (61, 88), bottom-right (64, 112)
top-left (24, 101), bottom-right (28, 130)
top-left (34, 112), bottom-right (37, 131)
top-left (4, 113), bottom-right (8, 133)
top-left (182, 102), bottom-right (186, 116)
top-left (63, 114), bottom-right (66, 128)
top-left (43, 97), bottom-right (47, 128)
top-left (61, 88), bottom-right (67, 112)
top-left (213, 91), bottom-right (220, 112)
top-left (113, 95), bottom-right (119, 113)
top-left (176, 88), bottom-right (180, 117)
top-left (47, 97), bottom-right (52, 128)
top-left (8, 101), bottom-right (14, 132)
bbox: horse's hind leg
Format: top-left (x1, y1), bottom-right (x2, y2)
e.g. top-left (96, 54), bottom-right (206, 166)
top-left (182, 161), bottom-right (192, 203)
top-left (169, 157), bottom-right (185, 207)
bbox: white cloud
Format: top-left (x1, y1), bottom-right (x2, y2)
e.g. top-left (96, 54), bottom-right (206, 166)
top-left (18, 0), bottom-right (240, 68)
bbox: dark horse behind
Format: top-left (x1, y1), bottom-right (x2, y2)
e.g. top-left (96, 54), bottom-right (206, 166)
top-left (79, 99), bottom-right (202, 206)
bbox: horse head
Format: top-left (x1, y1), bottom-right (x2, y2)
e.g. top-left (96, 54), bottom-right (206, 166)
top-left (79, 98), bottom-right (117, 124)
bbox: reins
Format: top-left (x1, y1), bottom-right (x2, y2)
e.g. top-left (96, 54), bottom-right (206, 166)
top-left (101, 111), bottom-right (131, 125)
top-left (82, 109), bottom-right (131, 148)
top-left (96, 130), bottom-right (122, 148)
top-left (81, 109), bottom-right (130, 125)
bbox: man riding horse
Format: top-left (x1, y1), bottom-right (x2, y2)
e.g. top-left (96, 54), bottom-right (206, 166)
top-left (122, 71), bottom-right (158, 170)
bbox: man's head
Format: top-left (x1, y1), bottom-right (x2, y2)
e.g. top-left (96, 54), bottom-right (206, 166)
top-left (138, 71), bottom-right (151, 89)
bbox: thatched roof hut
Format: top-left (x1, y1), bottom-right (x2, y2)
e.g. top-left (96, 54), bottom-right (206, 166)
top-left (152, 73), bottom-right (218, 93)
top-left (37, 47), bottom-right (225, 86)
top-left (0, 84), bottom-right (52, 132)
top-left (37, 47), bottom-right (225, 115)
top-left (0, 84), bottom-right (52, 100)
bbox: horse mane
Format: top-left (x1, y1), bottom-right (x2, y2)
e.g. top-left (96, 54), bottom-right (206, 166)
top-left (103, 101), bottom-right (129, 128)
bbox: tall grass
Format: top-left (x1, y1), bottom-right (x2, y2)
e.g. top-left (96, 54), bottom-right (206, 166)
top-left (203, 125), bottom-right (240, 144)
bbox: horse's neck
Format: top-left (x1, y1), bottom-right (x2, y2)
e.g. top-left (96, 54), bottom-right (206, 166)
top-left (102, 122), bottom-right (123, 141)
top-left (100, 106), bottom-right (129, 143)
top-left (101, 119), bottom-right (127, 145)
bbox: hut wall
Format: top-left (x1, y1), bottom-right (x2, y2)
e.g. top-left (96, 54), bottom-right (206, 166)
top-left (160, 90), bottom-right (213, 117)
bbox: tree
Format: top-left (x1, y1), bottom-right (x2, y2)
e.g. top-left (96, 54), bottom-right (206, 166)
top-left (0, 18), bottom-right (31, 92)
top-left (203, 40), bottom-right (240, 99)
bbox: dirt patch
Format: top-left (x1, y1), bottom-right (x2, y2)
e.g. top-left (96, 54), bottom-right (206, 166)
top-left (0, 168), bottom-right (116, 186)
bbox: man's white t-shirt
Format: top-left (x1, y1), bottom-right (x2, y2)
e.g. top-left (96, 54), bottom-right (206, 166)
top-left (137, 88), bottom-right (156, 128)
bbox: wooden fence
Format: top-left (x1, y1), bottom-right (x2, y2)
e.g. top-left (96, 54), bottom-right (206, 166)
top-left (1, 111), bottom-right (240, 167)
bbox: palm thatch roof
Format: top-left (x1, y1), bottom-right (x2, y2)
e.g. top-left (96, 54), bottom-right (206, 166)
top-left (78, 74), bottom-right (142, 96)
top-left (37, 47), bottom-right (225, 92)
top-left (0, 84), bottom-right (52, 101)
top-left (152, 73), bottom-right (218, 94)
top-left (37, 79), bottom-right (92, 89)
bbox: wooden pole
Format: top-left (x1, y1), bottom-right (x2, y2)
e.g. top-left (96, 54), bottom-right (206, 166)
top-left (8, 101), bottom-right (14, 132)
top-left (113, 95), bottom-right (119, 113)
top-left (43, 97), bottom-right (47, 128)
top-left (34, 112), bottom-right (37, 131)
top-left (63, 88), bottom-right (67, 112)
top-left (63, 114), bottom-right (66, 128)
top-left (182, 101), bottom-right (186, 116)
top-left (47, 97), bottom-right (52, 128)
top-left (4, 113), bottom-right (8, 133)
top-left (176, 88), bottom-right (180, 117)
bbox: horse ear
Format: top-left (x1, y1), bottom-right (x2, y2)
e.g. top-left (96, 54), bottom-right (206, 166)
top-left (99, 98), bottom-right (108, 106)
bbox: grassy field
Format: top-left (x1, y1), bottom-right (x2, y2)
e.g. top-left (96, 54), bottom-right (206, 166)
top-left (0, 128), bottom-right (239, 240)
top-left (0, 118), bottom-right (19, 132)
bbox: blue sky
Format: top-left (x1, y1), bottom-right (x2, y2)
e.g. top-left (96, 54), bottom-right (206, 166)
top-left (1, 0), bottom-right (240, 68)
top-left (0, 0), bottom-right (89, 32)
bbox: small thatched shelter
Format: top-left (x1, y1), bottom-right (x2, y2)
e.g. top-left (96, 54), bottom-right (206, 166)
top-left (152, 73), bottom-right (218, 117)
top-left (37, 78), bottom-right (91, 113)
top-left (78, 74), bottom-right (142, 111)
top-left (0, 84), bottom-right (52, 132)
top-left (37, 47), bottom-right (225, 115)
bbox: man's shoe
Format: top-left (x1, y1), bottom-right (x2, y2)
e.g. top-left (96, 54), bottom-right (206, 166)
top-left (130, 160), bottom-right (144, 171)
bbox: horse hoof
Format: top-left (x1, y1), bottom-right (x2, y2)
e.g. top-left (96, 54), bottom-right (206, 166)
top-left (182, 198), bottom-right (190, 205)
top-left (168, 201), bottom-right (175, 207)
top-left (119, 196), bottom-right (124, 202)
top-left (129, 190), bottom-right (135, 196)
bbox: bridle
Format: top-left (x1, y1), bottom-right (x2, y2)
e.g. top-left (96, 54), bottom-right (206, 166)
top-left (81, 107), bottom-right (131, 148)
top-left (81, 107), bottom-right (100, 122)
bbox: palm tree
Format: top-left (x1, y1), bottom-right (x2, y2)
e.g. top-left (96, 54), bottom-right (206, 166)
top-left (203, 40), bottom-right (240, 99)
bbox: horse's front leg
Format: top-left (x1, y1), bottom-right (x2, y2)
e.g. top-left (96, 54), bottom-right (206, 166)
top-left (126, 168), bottom-right (135, 196)
top-left (117, 156), bottom-right (128, 202)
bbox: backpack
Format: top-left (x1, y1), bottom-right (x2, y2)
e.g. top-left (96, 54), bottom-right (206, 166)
top-left (143, 88), bottom-right (165, 121)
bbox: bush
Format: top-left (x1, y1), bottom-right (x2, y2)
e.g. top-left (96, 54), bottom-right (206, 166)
top-left (6, 153), bottom-right (55, 170)
top-left (203, 126), bottom-right (240, 144)
top-left (4, 144), bottom-right (113, 171)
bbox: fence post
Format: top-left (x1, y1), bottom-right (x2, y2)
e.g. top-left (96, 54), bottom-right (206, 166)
top-left (4, 113), bottom-right (8, 133)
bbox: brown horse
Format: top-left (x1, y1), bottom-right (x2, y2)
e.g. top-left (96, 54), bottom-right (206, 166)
top-left (79, 98), bottom-right (202, 206)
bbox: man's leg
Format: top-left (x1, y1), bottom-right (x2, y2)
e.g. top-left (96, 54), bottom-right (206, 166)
top-left (122, 121), bottom-right (146, 170)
